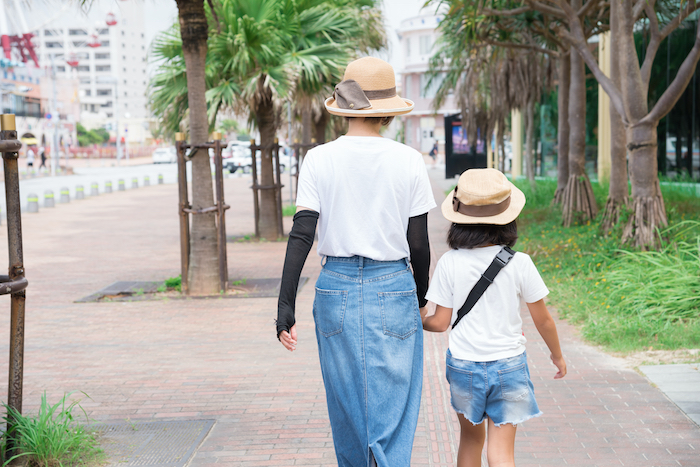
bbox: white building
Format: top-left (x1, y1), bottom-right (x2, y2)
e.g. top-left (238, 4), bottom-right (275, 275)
top-left (30, 0), bottom-right (151, 144)
top-left (396, 12), bottom-right (458, 153)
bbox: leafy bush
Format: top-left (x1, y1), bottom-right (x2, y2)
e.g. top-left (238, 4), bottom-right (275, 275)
top-left (76, 123), bottom-right (110, 147)
top-left (2, 392), bottom-right (103, 467)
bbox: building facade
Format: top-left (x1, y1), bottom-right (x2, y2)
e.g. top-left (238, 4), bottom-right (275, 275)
top-left (396, 13), bottom-right (458, 154)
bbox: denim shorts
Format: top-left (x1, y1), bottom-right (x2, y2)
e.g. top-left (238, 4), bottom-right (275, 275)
top-left (445, 349), bottom-right (542, 427)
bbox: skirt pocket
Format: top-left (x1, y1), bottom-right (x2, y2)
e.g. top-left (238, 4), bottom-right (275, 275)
top-left (377, 289), bottom-right (418, 340)
top-left (313, 288), bottom-right (348, 337)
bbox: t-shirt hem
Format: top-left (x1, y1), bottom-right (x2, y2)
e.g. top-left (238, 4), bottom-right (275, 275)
top-left (424, 292), bottom-right (451, 309)
top-left (447, 346), bottom-right (526, 363)
top-left (294, 197), bottom-right (320, 213)
top-left (523, 287), bottom-right (549, 304)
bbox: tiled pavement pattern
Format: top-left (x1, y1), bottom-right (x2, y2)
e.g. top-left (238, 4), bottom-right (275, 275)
top-left (0, 166), bottom-right (695, 466)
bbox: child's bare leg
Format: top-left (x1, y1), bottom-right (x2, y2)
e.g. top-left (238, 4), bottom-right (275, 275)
top-left (457, 414), bottom-right (485, 467)
top-left (486, 418), bottom-right (516, 466)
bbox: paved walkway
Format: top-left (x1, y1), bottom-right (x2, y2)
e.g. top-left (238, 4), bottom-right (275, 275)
top-left (0, 167), bottom-right (697, 466)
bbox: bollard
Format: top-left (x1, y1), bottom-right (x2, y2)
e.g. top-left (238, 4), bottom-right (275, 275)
top-left (131, 177), bottom-right (139, 189)
top-left (118, 179), bottom-right (125, 191)
top-left (105, 181), bottom-right (113, 194)
top-left (158, 174), bottom-right (163, 185)
top-left (27, 194), bottom-right (39, 213)
top-left (76, 185), bottom-right (85, 200)
top-left (44, 190), bottom-right (55, 208)
top-left (90, 183), bottom-right (99, 196)
top-left (144, 175), bottom-right (150, 187)
top-left (60, 187), bottom-right (70, 203)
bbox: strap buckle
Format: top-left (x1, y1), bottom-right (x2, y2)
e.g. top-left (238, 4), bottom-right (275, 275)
top-left (494, 247), bottom-right (515, 267)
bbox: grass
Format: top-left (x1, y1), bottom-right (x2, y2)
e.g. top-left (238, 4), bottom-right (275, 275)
top-left (283, 204), bottom-right (297, 217)
top-left (157, 275), bottom-right (182, 293)
top-left (512, 178), bottom-right (700, 353)
top-left (2, 392), bottom-right (103, 466)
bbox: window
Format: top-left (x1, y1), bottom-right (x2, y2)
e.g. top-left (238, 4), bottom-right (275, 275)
top-left (44, 30), bottom-right (57, 36)
top-left (69, 29), bottom-right (87, 36)
top-left (107, 113), bottom-right (113, 118)
top-left (46, 42), bottom-right (63, 48)
top-left (96, 65), bottom-right (111, 72)
top-left (124, 91), bottom-right (128, 97)
top-left (84, 90), bottom-right (91, 96)
top-left (72, 41), bottom-right (86, 47)
top-left (405, 38), bottom-right (411, 58)
top-left (141, 33), bottom-right (144, 38)
top-left (97, 89), bottom-right (111, 96)
top-left (419, 35), bottom-right (432, 55)
top-left (122, 55), bottom-right (126, 60)
top-left (419, 72), bottom-right (444, 99)
top-left (101, 40), bottom-right (110, 47)
top-left (97, 29), bottom-right (108, 35)
top-left (77, 65), bottom-right (89, 72)
top-left (121, 31), bottom-right (125, 36)
top-left (56, 66), bottom-right (65, 72)
top-left (80, 77), bottom-right (91, 84)
top-left (95, 53), bottom-right (110, 60)
top-left (101, 101), bottom-right (112, 108)
top-left (404, 75), bottom-right (412, 100)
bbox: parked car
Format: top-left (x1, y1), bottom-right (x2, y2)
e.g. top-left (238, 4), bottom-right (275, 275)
top-left (152, 147), bottom-right (177, 164)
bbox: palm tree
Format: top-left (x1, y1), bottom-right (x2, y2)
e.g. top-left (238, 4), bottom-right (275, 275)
top-left (151, 0), bottom-right (383, 240)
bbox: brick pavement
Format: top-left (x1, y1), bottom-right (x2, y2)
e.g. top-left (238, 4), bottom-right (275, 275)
top-left (0, 168), bottom-right (696, 466)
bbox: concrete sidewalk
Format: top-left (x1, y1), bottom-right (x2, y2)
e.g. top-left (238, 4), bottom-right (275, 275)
top-left (0, 168), bottom-right (696, 466)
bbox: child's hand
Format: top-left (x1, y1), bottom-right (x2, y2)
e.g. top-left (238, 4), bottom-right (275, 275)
top-left (279, 324), bottom-right (297, 352)
top-left (420, 307), bottom-right (428, 322)
top-left (551, 354), bottom-right (567, 379)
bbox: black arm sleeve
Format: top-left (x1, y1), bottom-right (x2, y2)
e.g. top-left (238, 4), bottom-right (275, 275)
top-left (276, 210), bottom-right (319, 338)
top-left (407, 213), bottom-right (430, 308)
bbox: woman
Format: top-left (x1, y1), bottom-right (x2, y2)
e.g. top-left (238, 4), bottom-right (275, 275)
top-left (276, 57), bottom-right (436, 466)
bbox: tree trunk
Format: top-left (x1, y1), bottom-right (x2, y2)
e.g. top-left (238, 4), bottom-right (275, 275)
top-left (314, 111), bottom-right (329, 144)
top-left (601, 3), bottom-right (629, 233)
top-left (524, 99), bottom-right (536, 187)
top-left (256, 77), bottom-right (281, 240)
top-left (176, 0), bottom-right (220, 295)
top-left (554, 53), bottom-right (570, 204)
top-left (498, 117), bottom-right (506, 172)
top-left (622, 122), bottom-right (667, 248)
top-left (562, 41), bottom-right (597, 227)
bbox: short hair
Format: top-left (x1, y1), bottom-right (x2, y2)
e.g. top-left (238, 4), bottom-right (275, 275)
top-left (345, 116), bottom-right (395, 127)
top-left (447, 221), bottom-right (518, 249)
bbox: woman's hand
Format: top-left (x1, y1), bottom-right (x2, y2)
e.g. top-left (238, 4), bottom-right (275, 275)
top-left (279, 324), bottom-right (297, 351)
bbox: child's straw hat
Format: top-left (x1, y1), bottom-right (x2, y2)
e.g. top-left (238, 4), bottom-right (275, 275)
top-left (324, 57), bottom-right (414, 117)
top-left (442, 168), bottom-right (526, 225)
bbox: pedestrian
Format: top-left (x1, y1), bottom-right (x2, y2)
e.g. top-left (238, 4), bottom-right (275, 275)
top-left (276, 56), bottom-right (435, 467)
top-left (421, 168), bottom-right (566, 467)
top-left (429, 140), bottom-right (439, 167)
top-left (39, 146), bottom-right (47, 170)
top-left (26, 145), bottom-right (35, 171)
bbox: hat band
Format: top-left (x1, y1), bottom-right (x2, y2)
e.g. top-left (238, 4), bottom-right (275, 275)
top-left (452, 189), bottom-right (512, 217)
top-left (363, 87), bottom-right (396, 99)
top-left (333, 79), bottom-right (397, 110)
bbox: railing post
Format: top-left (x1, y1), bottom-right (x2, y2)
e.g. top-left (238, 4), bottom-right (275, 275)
top-left (273, 138), bottom-right (284, 238)
top-left (175, 132), bottom-right (190, 294)
top-left (1, 114), bottom-right (28, 462)
top-left (250, 139), bottom-right (260, 239)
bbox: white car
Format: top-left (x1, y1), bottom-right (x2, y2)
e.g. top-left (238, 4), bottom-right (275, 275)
top-left (152, 147), bottom-right (177, 164)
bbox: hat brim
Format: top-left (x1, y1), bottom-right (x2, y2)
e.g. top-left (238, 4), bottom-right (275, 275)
top-left (324, 96), bottom-right (414, 117)
top-left (441, 182), bottom-right (526, 225)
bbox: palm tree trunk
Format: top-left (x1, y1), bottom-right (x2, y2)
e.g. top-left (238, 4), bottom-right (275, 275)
top-left (498, 116), bottom-right (506, 172)
top-left (176, 0), bottom-right (220, 294)
top-left (554, 53), bottom-right (570, 204)
top-left (256, 79), bottom-right (280, 240)
top-left (601, 2), bottom-right (629, 233)
top-left (562, 28), bottom-right (597, 227)
top-left (314, 111), bottom-right (329, 144)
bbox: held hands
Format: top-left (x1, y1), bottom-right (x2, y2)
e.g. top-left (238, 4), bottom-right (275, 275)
top-left (279, 324), bottom-right (297, 352)
top-left (551, 354), bottom-right (567, 379)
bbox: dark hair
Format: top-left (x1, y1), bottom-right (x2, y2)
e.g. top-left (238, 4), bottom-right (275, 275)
top-left (447, 221), bottom-right (518, 249)
top-left (345, 116), bottom-right (395, 127)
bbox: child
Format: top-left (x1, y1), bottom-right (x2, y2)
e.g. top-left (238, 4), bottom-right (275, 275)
top-left (421, 168), bottom-right (566, 467)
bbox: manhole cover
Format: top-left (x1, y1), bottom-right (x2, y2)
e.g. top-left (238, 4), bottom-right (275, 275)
top-left (92, 419), bottom-right (215, 467)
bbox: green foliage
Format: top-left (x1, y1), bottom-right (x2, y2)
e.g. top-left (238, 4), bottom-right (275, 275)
top-left (283, 204), bottom-right (297, 217)
top-left (76, 123), bottom-right (110, 147)
top-left (163, 275), bottom-right (182, 292)
top-left (149, 0), bottom-right (385, 136)
top-left (515, 179), bottom-right (700, 352)
top-left (2, 392), bottom-right (103, 467)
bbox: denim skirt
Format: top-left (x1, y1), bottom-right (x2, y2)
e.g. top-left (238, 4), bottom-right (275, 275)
top-left (313, 256), bottom-right (423, 467)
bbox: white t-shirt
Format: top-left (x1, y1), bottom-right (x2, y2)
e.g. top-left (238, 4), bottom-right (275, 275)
top-left (27, 149), bottom-right (35, 163)
top-left (295, 136), bottom-right (436, 261)
top-left (425, 246), bottom-right (549, 362)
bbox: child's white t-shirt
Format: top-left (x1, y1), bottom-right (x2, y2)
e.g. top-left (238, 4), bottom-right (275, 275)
top-left (425, 246), bottom-right (549, 362)
top-left (295, 135), bottom-right (436, 261)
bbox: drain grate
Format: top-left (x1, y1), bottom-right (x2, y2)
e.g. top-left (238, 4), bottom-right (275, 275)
top-left (92, 419), bottom-right (215, 467)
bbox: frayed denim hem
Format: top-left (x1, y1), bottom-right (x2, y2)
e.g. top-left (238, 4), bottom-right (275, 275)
top-left (492, 410), bottom-right (544, 427)
top-left (451, 406), bottom-right (487, 426)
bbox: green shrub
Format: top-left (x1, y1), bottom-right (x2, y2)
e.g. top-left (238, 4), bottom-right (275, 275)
top-left (2, 392), bottom-right (103, 466)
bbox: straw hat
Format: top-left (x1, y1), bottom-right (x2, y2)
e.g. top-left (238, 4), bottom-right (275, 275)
top-left (442, 168), bottom-right (526, 225)
top-left (324, 57), bottom-right (414, 117)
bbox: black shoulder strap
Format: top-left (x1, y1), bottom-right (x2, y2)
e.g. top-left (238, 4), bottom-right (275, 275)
top-left (452, 246), bottom-right (515, 330)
